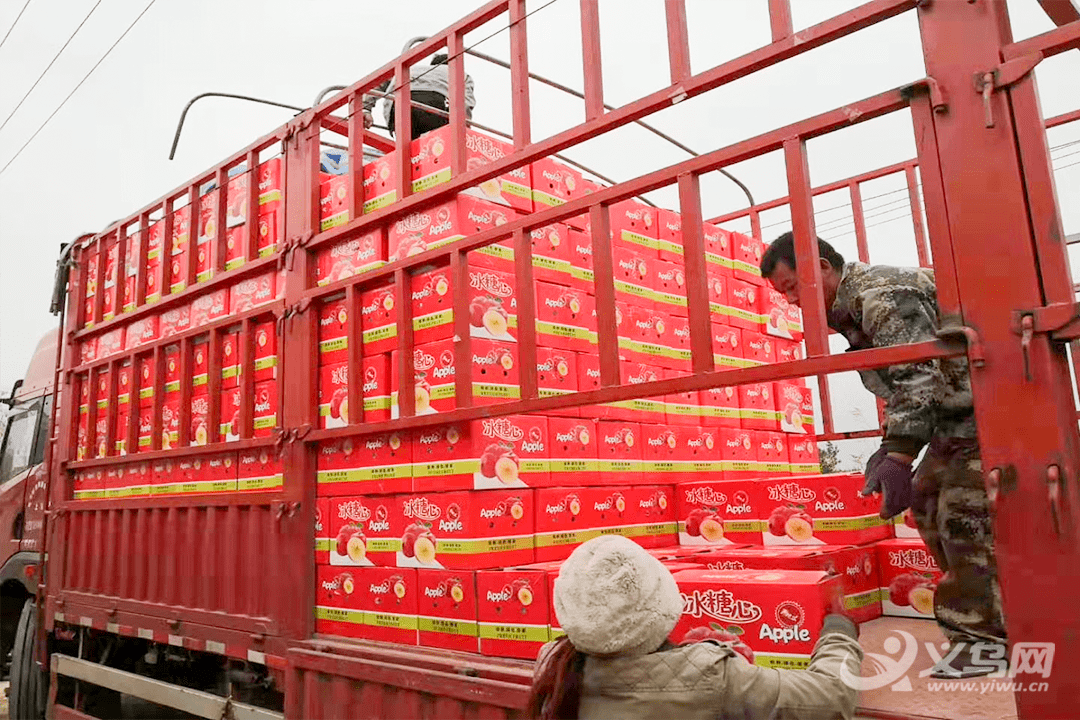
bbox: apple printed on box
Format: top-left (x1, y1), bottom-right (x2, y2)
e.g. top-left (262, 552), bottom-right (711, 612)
top-left (97, 328), bottom-right (125, 360)
top-left (218, 386), bottom-right (242, 442)
top-left (623, 486), bottom-right (678, 549)
top-left (409, 424), bottom-right (471, 489)
top-left (409, 267), bottom-right (453, 344)
top-left (727, 279), bottom-right (764, 333)
top-left (360, 283), bottom-right (398, 356)
top-left (189, 391), bottom-right (210, 446)
top-left (315, 565), bottom-right (364, 638)
top-left (359, 567), bottom-right (419, 645)
top-left (534, 281), bottom-right (596, 353)
top-left (530, 223), bottom-right (574, 286)
top-left (476, 569), bottom-right (550, 659)
top-left (150, 459), bottom-right (179, 495)
top-left (719, 428), bottom-right (758, 480)
top-left (219, 332), bottom-right (240, 388)
top-left (703, 222), bottom-right (734, 274)
top-left (319, 362), bottom-right (350, 429)
top-left (566, 228), bottom-right (594, 291)
top-left (597, 421), bottom-right (643, 484)
top-left (641, 424), bottom-right (691, 483)
top-left (762, 474), bottom-right (890, 547)
top-left (161, 398), bottom-right (180, 451)
top-left (547, 416), bottom-right (598, 485)
top-left (252, 320), bottom-right (277, 382)
top-left (417, 569), bottom-right (479, 653)
top-left (362, 151), bottom-right (397, 214)
top-left (256, 209), bottom-right (279, 258)
top-left (362, 353), bottom-right (392, 422)
top-left (877, 538), bottom-right (943, 619)
top-left (731, 231), bottom-right (765, 286)
top-left (319, 295), bottom-right (350, 365)
top-left (224, 226), bottom-right (246, 271)
top-left (755, 431), bottom-right (791, 478)
top-left (316, 433), bottom-right (412, 496)
top-left (471, 339), bottom-right (521, 405)
top-left (329, 495), bottom-right (401, 567)
top-left (763, 286), bottom-right (803, 341)
top-left (788, 436), bottom-right (821, 475)
top-left (319, 174), bottom-right (350, 232)
top-left (230, 272), bottom-right (275, 314)
top-left (136, 406), bottom-right (154, 454)
top-left (252, 381), bottom-right (278, 438)
top-left (656, 208), bottom-right (682, 262)
top-left (706, 269), bottom-right (734, 322)
top-left (190, 288), bottom-right (229, 327)
top-left (773, 338), bottom-right (804, 370)
top-left (468, 267), bottom-right (517, 341)
top-left (531, 156), bottom-right (585, 210)
top-left (315, 229), bottom-right (386, 287)
top-left (73, 469), bottom-right (105, 500)
top-left (396, 490), bottom-right (535, 570)
top-left (316, 497), bottom-right (331, 565)
top-left (690, 545), bottom-right (883, 624)
top-left (654, 260), bottom-right (688, 317)
top-left (617, 362), bottom-right (666, 424)
top-left (676, 479), bottom-right (763, 546)
top-left (192, 340), bottom-right (209, 392)
top-left (700, 379), bottom-right (742, 427)
top-left (115, 407), bottom-right (130, 455)
top-left (535, 347), bottom-right (578, 413)
top-left (205, 453), bottom-right (238, 493)
top-left (391, 340), bottom-right (455, 418)
top-left (671, 568), bottom-right (844, 668)
top-left (776, 381), bottom-right (813, 434)
top-left (743, 331), bottom-right (776, 367)
top-left (613, 246), bottom-right (655, 310)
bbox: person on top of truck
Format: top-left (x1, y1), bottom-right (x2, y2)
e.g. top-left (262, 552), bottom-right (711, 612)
top-left (760, 233), bottom-right (1007, 679)
top-left (527, 535), bottom-right (862, 720)
top-left (361, 52), bottom-right (476, 140)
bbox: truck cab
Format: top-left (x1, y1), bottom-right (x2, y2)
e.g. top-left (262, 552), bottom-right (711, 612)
top-left (0, 331), bottom-right (55, 675)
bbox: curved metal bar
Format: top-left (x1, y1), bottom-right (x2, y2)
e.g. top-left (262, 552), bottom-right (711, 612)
top-left (169, 92), bottom-right (305, 160)
top-left (312, 85), bottom-right (348, 108)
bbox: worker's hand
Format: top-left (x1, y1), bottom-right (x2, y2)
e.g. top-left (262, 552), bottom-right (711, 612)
top-left (863, 453), bottom-right (915, 519)
top-left (363, 111), bottom-right (374, 129)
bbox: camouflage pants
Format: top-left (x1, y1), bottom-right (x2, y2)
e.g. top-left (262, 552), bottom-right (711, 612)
top-left (910, 438), bottom-right (1007, 645)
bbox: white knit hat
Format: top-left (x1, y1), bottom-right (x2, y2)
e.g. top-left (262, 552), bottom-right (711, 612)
top-left (554, 535), bottom-right (683, 657)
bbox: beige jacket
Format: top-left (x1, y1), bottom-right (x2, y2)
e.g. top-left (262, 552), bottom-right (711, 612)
top-left (536, 626), bottom-right (862, 720)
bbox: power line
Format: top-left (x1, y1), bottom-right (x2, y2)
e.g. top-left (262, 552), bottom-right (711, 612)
top-left (0, 0), bottom-right (104, 135)
top-left (0, 0), bottom-right (32, 53)
top-left (758, 184), bottom-right (913, 232)
top-left (0, 0), bottom-right (157, 177)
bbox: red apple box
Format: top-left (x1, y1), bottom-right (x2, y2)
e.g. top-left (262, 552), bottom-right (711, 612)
top-left (256, 209), bottom-right (279, 258)
top-left (547, 416), bottom-right (599, 485)
top-left (222, 224), bottom-right (245, 272)
top-left (391, 340), bottom-right (455, 417)
top-left (145, 226), bottom-right (165, 304)
top-left (412, 416), bottom-right (549, 491)
top-left (613, 246), bottom-right (655, 310)
top-left (756, 431), bottom-right (791, 477)
top-left (319, 174), bottom-right (350, 232)
top-left (719, 428), bottom-right (758, 480)
top-left (665, 314), bottom-right (692, 372)
top-left (75, 412), bottom-right (90, 462)
top-left (316, 497), bottom-right (331, 565)
top-left (218, 386), bottom-right (242, 442)
top-left (731, 231), bottom-right (764, 286)
top-left (459, 196), bottom-right (518, 272)
top-left (776, 381), bottom-right (812, 435)
top-left (654, 260), bottom-right (688, 317)
top-left (316, 565), bottom-right (364, 638)
top-left (536, 347), bottom-right (578, 413)
top-left (195, 236), bottom-right (215, 284)
top-left (257, 156), bottom-right (283, 203)
top-left (238, 448), bottom-right (284, 492)
top-left (597, 420), bottom-right (643, 485)
top-left (230, 272), bottom-right (275, 315)
top-left (787, 436), bottom-right (821, 476)
top-left (706, 267), bottom-right (735, 323)
top-left (362, 151), bottom-right (397, 214)
top-left (711, 324), bottom-right (744, 370)
top-left (703, 222), bottom-right (734, 275)
top-left (531, 223), bottom-right (574, 286)
top-left (315, 229), bottom-right (386, 287)
top-left (252, 380), bottom-right (277, 438)
top-left (161, 397), bottom-right (180, 451)
top-left (204, 453), bottom-right (238, 493)
top-left (389, 195), bottom-right (517, 266)
top-left (533, 486), bottom-right (608, 562)
top-left (877, 538), bottom-right (943, 619)
top-left (103, 466), bottom-right (127, 499)
top-left (411, 126), bottom-right (532, 212)
top-left (671, 568), bottom-right (844, 668)
top-left (566, 228), bottom-right (594, 291)
top-left (664, 368), bottom-right (702, 427)
top-left (124, 316), bottom-right (160, 351)
top-left (190, 288), bottom-right (229, 327)
top-left (531, 156), bottom-right (585, 211)
top-left (641, 424), bottom-right (689, 484)
top-left (477, 569), bottom-right (550, 659)
top-left (692, 545), bottom-right (882, 623)
top-left (159, 305), bottom-right (191, 340)
top-left (608, 199), bottom-right (659, 255)
top-left (329, 495), bottom-right (402, 566)
top-left (98, 328), bottom-right (125, 359)
top-left (251, 320), bottom-right (277, 382)
top-left (80, 338), bottom-right (98, 365)
top-left (625, 485), bottom-right (678, 549)
top-left (417, 569), bottom-right (479, 652)
top-left (189, 390), bottom-right (210, 446)
top-left (362, 353), bottom-right (392, 422)
top-left (319, 362), bottom-right (350, 429)
top-left (317, 433), bottom-right (412, 497)
top-left (397, 490), bottom-right (535, 570)
top-left (360, 283), bottom-right (398, 356)
top-left (677, 479), bottom-right (763, 546)
top-left (628, 306), bottom-right (671, 368)
top-left (763, 286), bottom-right (803, 342)
top-left (657, 208), bottom-right (682, 262)
top-left (136, 406), bottom-right (154, 454)
top-left (411, 265), bottom-right (518, 344)
top-left (618, 362), bottom-right (666, 424)
top-left (225, 172), bottom-right (247, 228)
top-left (114, 406), bottom-right (131, 455)
top-left (192, 340), bottom-right (209, 392)
top-left (318, 295), bottom-right (350, 365)
top-left (471, 338), bottom-right (522, 405)
top-left (218, 332), bottom-right (239, 389)
top-left (743, 331), bottom-right (776, 366)
top-left (773, 338), bottom-right (804, 367)
top-left (73, 469), bottom-right (105, 500)
top-left (128, 461), bottom-right (152, 497)
top-left (359, 567), bottom-right (419, 645)
top-left (534, 281), bottom-right (596, 353)
top-left (92, 414), bottom-right (108, 459)
top-left (761, 474), bottom-right (890, 547)
top-left (740, 383), bottom-right (780, 432)
top-left (727, 279), bottom-right (764, 333)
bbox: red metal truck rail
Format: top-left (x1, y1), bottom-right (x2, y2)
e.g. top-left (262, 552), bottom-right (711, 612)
top-left (41, 0), bottom-right (1080, 718)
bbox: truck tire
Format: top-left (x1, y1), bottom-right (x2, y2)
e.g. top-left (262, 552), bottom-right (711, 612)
top-left (9, 598), bottom-right (45, 720)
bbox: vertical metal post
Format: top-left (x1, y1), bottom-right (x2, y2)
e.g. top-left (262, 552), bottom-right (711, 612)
top-left (448, 32), bottom-right (468, 177)
top-left (508, 0), bottom-right (532, 149)
top-left (451, 251), bottom-right (473, 407)
top-left (590, 204), bottom-right (620, 387)
top-left (678, 172), bottom-right (714, 373)
top-left (178, 336), bottom-right (192, 447)
top-left (213, 168), bottom-right (228, 277)
top-left (394, 64), bottom-right (413, 201)
top-left (749, 209), bottom-right (763, 245)
top-left (394, 268), bottom-right (416, 417)
top-left (246, 150), bottom-right (260, 263)
top-left (579, 0), bottom-right (604, 122)
top-left (346, 284), bottom-right (363, 427)
top-left (850, 181), bottom-right (870, 263)
top-left (905, 164), bottom-right (931, 268)
top-left (186, 186), bottom-right (200, 290)
top-left (768, 0), bottom-right (794, 41)
top-left (513, 228), bottom-right (538, 400)
top-left (665, 0), bottom-right (691, 85)
top-left (239, 319), bottom-right (255, 440)
top-left (348, 98), bottom-right (365, 222)
top-left (917, 2), bottom-right (1080, 714)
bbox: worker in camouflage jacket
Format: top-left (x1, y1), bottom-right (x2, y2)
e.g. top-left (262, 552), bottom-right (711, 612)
top-left (761, 233), bottom-right (1006, 679)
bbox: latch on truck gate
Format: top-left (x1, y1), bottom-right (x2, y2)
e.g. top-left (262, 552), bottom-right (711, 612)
top-left (279, 230), bottom-right (314, 272)
top-left (276, 297), bottom-right (312, 335)
top-left (1011, 301), bottom-right (1080, 381)
top-left (974, 52), bottom-right (1043, 128)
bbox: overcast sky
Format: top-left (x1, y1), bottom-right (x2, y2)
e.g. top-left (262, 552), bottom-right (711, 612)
top-left (0, 0), bottom-right (1077, 465)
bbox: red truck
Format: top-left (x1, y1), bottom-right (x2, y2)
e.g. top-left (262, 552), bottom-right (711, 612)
top-left (8, 1), bottom-right (1080, 719)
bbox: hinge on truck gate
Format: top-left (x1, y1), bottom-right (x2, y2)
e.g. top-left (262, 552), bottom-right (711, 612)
top-left (273, 424), bottom-right (312, 457)
top-left (276, 298), bottom-right (313, 335)
top-left (900, 77), bottom-right (948, 114)
top-left (974, 52), bottom-right (1043, 128)
top-left (1011, 302), bottom-right (1080, 380)
top-left (936, 324), bottom-right (985, 367)
top-left (282, 109), bottom-right (316, 144)
top-left (279, 230), bottom-right (314, 272)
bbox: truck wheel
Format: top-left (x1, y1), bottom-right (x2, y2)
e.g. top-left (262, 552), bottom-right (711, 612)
top-left (9, 598), bottom-right (45, 720)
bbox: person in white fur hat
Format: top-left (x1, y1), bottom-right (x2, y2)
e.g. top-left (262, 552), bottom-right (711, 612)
top-left (528, 535), bottom-right (863, 720)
